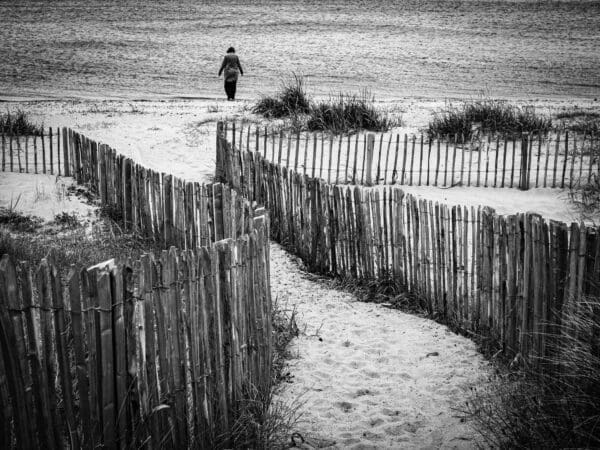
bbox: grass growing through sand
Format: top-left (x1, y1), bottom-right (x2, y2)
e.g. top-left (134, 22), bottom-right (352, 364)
top-left (427, 100), bottom-right (553, 141)
top-left (252, 75), bottom-right (398, 134)
top-left (555, 109), bottom-right (600, 135)
top-left (253, 74), bottom-right (311, 119)
top-left (0, 109), bottom-right (44, 135)
top-left (465, 298), bottom-right (600, 448)
top-left (0, 209), bottom-right (161, 273)
top-left (306, 91), bottom-right (398, 134)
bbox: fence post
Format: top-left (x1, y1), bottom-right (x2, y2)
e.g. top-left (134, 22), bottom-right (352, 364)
top-left (520, 133), bottom-right (530, 190)
top-left (366, 134), bottom-right (375, 186)
top-left (216, 121), bottom-right (224, 182)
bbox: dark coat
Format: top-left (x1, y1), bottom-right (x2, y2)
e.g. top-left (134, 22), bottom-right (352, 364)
top-left (218, 53), bottom-right (244, 82)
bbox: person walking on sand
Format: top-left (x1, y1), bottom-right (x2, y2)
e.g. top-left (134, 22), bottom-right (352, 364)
top-left (218, 47), bottom-right (244, 101)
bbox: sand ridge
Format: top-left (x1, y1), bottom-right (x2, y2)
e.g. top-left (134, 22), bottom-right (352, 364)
top-left (270, 243), bottom-right (490, 449)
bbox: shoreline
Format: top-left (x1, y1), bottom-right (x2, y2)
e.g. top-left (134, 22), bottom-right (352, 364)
top-left (2, 93), bottom-right (598, 108)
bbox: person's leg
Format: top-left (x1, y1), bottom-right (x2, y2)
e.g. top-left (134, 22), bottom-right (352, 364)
top-left (230, 80), bottom-right (237, 100)
top-left (224, 81), bottom-right (234, 100)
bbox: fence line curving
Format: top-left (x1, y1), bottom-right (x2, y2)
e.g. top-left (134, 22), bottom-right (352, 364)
top-left (216, 121), bottom-right (600, 368)
top-left (0, 128), bottom-right (273, 449)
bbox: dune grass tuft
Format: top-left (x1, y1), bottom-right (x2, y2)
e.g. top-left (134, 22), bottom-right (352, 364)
top-left (427, 100), bottom-right (552, 141)
top-left (306, 91), bottom-right (398, 134)
top-left (0, 109), bottom-right (44, 135)
top-left (252, 74), bottom-right (310, 119)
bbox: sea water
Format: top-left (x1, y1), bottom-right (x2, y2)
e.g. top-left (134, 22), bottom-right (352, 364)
top-left (1, 0), bottom-right (599, 102)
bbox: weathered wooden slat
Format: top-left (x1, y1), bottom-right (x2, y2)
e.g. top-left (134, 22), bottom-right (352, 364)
top-left (67, 268), bottom-right (93, 450)
top-left (443, 137), bottom-right (450, 187)
top-left (391, 135), bottom-right (400, 184)
top-left (0, 256), bottom-right (36, 448)
top-left (400, 134), bottom-right (408, 185)
top-left (1, 129), bottom-right (5, 171)
top-left (48, 260), bottom-right (79, 449)
top-left (38, 259), bottom-right (64, 448)
top-left (435, 139), bottom-right (441, 186)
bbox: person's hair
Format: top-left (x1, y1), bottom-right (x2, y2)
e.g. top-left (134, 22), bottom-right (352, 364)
top-left (227, 47), bottom-right (235, 53)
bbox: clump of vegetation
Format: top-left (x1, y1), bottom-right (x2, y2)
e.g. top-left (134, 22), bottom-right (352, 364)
top-left (0, 109), bottom-right (44, 135)
top-left (252, 74), bottom-right (310, 119)
top-left (555, 109), bottom-right (600, 135)
top-left (427, 100), bottom-right (553, 141)
top-left (465, 298), bottom-right (600, 448)
top-left (307, 91), bottom-right (398, 134)
top-left (252, 75), bottom-right (397, 134)
top-left (53, 211), bottom-right (81, 228)
top-left (0, 207), bottom-right (42, 232)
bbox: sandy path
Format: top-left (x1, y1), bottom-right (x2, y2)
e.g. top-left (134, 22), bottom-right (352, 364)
top-left (270, 243), bottom-right (490, 449)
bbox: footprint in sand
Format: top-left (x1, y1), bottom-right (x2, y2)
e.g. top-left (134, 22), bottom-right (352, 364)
top-left (353, 388), bottom-right (375, 398)
top-left (362, 370), bottom-right (381, 379)
top-left (361, 430), bottom-right (383, 441)
top-left (348, 360), bottom-right (365, 369)
top-left (349, 444), bottom-right (381, 450)
top-left (336, 401), bottom-right (354, 412)
top-left (385, 421), bottom-right (423, 436)
top-left (369, 417), bottom-right (385, 427)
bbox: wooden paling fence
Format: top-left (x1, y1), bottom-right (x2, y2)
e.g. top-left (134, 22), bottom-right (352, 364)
top-left (217, 124), bottom-right (600, 365)
top-left (1, 128), bottom-right (274, 448)
top-left (218, 122), bottom-right (599, 190)
top-left (1, 127), bottom-right (65, 176)
top-left (1, 127), bottom-right (259, 248)
top-left (0, 220), bottom-right (272, 449)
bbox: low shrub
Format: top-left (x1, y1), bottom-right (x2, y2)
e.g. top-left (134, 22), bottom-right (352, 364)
top-left (427, 100), bottom-right (553, 141)
top-left (0, 109), bottom-right (43, 135)
top-left (465, 297), bottom-right (600, 448)
top-left (306, 91), bottom-right (398, 134)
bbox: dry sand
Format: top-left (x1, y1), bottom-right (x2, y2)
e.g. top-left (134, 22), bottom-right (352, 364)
top-left (1, 98), bottom-right (593, 448)
top-left (0, 172), bottom-right (96, 223)
top-left (271, 244), bottom-right (489, 449)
